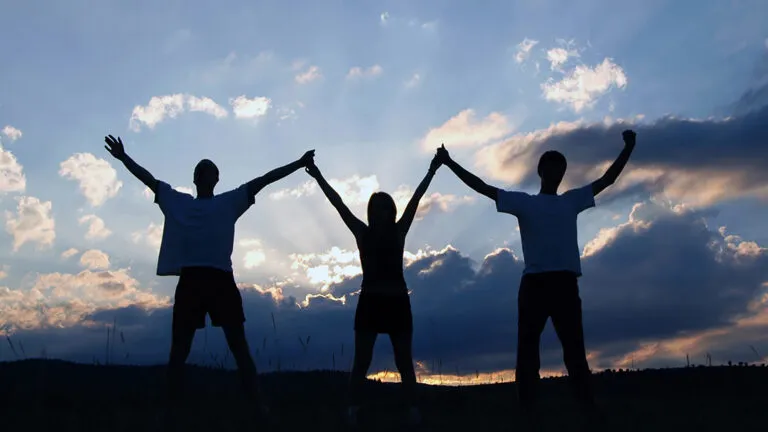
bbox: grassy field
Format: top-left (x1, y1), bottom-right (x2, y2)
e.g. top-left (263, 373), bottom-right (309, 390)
top-left (0, 359), bottom-right (766, 431)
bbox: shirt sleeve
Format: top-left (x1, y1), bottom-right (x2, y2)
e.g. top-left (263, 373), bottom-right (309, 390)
top-left (495, 190), bottom-right (529, 216)
top-left (218, 184), bottom-right (255, 220)
top-left (154, 181), bottom-right (190, 215)
top-left (564, 184), bottom-right (596, 214)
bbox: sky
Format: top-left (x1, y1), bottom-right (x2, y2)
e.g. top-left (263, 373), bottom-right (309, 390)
top-left (1, 0), bottom-right (768, 385)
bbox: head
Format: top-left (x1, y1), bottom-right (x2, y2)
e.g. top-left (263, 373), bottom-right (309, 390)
top-left (193, 159), bottom-right (219, 191)
top-left (537, 151), bottom-right (567, 187)
top-left (367, 192), bottom-right (397, 228)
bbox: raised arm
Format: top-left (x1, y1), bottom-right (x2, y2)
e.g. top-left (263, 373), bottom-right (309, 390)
top-left (104, 135), bottom-right (158, 192)
top-left (247, 150), bottom-right (315, 197)
top-left (305, 162), bottom-right (366, 238)
top-left (397, 155), bottom-right (440, 237)
top-left (437, 144), bottom-right (499, 201)
top-left (591, 130), bottom-right (637, 197)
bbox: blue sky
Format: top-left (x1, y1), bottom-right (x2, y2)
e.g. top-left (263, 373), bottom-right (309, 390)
top-left (1, 0), bottom-right (768, 383)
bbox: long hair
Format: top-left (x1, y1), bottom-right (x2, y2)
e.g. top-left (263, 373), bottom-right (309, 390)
top-left (367, 192), bottom-right (397, 234)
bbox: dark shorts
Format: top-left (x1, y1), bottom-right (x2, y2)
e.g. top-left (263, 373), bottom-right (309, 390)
top-left (354, 291), bottom-right (413, 335)
top-left (172, 266), bottom-right (245, 331)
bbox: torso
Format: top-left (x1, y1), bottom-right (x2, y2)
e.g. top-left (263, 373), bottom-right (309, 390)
top-left (356, 227), bottom-right (408, 295)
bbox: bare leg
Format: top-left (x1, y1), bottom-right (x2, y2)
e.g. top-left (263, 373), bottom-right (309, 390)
top-left (389, 331), bottom-right (417, 407)
top-left (348, 331), bottom-right (378, 406)
top-left (167, 325), bottom-right (196, 402)
top-left (222, 324), bottom-right (262, 403)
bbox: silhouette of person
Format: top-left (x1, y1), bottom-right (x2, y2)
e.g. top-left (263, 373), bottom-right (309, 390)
top-left (304, 152), bottom-right (442, 428)
top-left (436, 131), bottom-right (637, 426)
top-left (104, 135), bottom-right (315, 416)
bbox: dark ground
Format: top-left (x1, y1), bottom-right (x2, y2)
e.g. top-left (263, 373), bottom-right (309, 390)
top-left (0, 359), bottom-right (766, 431)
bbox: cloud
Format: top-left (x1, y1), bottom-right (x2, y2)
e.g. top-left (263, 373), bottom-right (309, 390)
top-left (346, 65), bottom-right (383, 80)
top-left (132, 222), bottom-right (163, 250)
top-left (240, 238), bottom-right (266, 269)
top-left (391, 188), bottom-right (475, 220)
top-left (270, 175), bottom-right (379, 205)
top-left (79, 250), bottom-right (110, 270)
top-left (4, 196), bottom-right (55, 251)
top-left (420, 109), bottom-right (514, 151)
top-left (61, 248), bottom-right (79, 259)
top-left (59, 153), bottom-right (123, 207)
top-left (474, 106), bottom-right (768, 207)
top-left (546, 47), bottom-right (579, 70)
top-left (380, 11), bottom-right (390, 25)
top-left (2, 125), bottom-right (22, 141)
top-left (78, 214), bottom-right (112, 241)
top-left (129, 94), bottom-right (228, 131)
top-left (405, 73), bottom-right (422, 88)
top-left (515, 38), bottom-right (539, 63)
top-left (0, 268), bottom-right (169, 335)
top-left (3, 201), bottom-right (768, 377)
top-left (228, 95), bottom-right (271, 119)
top-left (295, 65), bottom-right (322, 84)
top-left (290, 247), bottom-right (362, 291)
top-left (379, 12), bottom-right (437, 31)
top-left (0, 144), bottom-right (26, 193)
top-left (541, 58), bottom-right (628, 112)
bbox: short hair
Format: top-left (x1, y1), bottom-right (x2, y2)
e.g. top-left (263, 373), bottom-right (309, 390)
top-left (194, 159), bottom-right (219, 180)
top-left (537, 151), bottom-right (567, 178)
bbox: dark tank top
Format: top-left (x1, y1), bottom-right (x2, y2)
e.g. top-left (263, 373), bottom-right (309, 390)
top-left (357, 226), bottom-right (407, 294)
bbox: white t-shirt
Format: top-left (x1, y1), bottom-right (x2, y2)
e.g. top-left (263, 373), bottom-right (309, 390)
top-left (496, 185), bottom-right (595, 277)
top-left (154, 181), bottom-right (254, 276)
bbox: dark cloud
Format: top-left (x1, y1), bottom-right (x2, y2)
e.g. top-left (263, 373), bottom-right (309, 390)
top-left (3, 200), bottom-right (767, 377)
top-left (476, 85), bottom-right (768, 207)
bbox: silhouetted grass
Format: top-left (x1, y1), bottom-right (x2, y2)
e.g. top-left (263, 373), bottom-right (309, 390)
top-left (0, 359), bottom-right (767, 431)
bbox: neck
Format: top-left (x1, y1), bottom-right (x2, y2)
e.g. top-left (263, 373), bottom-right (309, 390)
top-left (196, 187), bottom-right (214, 199)
top-left (539, 182), bottom-right (559, 195)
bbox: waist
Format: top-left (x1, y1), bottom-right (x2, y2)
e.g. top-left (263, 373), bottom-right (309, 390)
top-left (180, 266), bottom-right (234, 278)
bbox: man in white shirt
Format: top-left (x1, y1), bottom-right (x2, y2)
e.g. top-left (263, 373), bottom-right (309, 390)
top-left (436, 130), bottom-right (636, 426)
top-left (104, 135), bottom-right (314, 414)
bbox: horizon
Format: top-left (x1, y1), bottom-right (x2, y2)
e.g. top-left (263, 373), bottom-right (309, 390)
top-left (1, 0), bottom-right (768, 388)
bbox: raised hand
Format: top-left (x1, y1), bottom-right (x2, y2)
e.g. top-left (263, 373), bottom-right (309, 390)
top-left (429, 153), bottom-right (441, 174)
top-left (436, 143), bottom-right (451, 164)
top-left (300, 150), bottom-right (316, 167)
top-left (104, 135), bottom-right (126, 160)
top-left (305, 161), bottom-right (321, 178)
top-left (622, 130), bottom-right (636, 147)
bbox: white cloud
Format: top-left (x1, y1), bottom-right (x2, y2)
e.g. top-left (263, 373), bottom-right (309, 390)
top-left (295, 65), bottom-right (322, 84)
top-left (4, 196), bottom-right (55, 251)
top-left (405, 73), bottom-right (422, 88)
top-left (290, 247), bottom-right (362, 291)
top-left (392, 188), bottom-right (475, 220)
top-left (420, 109), bottom-right (513, 151)
top-left (59, 153), bottom-right (123, 207)
top-left (380, 11), bottom-right (390, 25)
top-left (129, 94), bottom-right (228, 131)
top-left (0, 268), bottom-right (170, 334)
top-left (2, 125), bottom-right (22, 141)
top-left (239, 238), bottom-right (266, 269)
top-left (0, 144), bottom-right (26, 193)
top-left (186, 95), bottom-right (228, 118)
top-left (78, 214), bottom-right (112, 241)
top-left (79, 249), bottom-right (110, 270)
top-left (61, 248), bottom-right (79, 259)
top-left (132, 222), bottom-right (163, 250)
top-left (229, 95), bottom-right (271, 119)
top-left (515, 38), bottom-right (539, 63)
top-left (346, 65), bottom-right (383, 80)
top-left (541, 58), bottom-right (628, 112)
top-left (270, 175), bottom-right (379, 205)
top-left (546, 47), bottom-right (579, 70)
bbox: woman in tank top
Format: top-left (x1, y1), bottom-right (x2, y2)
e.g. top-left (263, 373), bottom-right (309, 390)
top-left (305, 151), bottom-right (441, 427)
